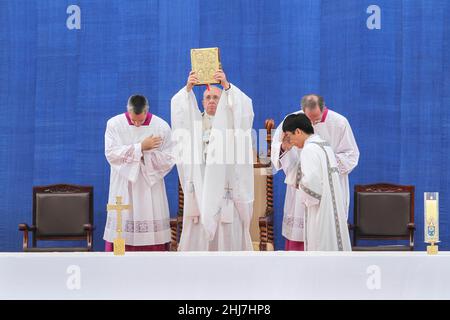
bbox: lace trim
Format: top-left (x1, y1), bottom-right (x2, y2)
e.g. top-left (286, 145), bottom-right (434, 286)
top-left (107, 218), bottom-right (170, 233)
top-left (283, 215), bottom-right (304, 229)
top-left (299, 182), bottom-right (322, 201)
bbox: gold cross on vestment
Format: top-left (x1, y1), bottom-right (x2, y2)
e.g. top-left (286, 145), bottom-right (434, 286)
top-left (106, 196), bottom-right (131, 256)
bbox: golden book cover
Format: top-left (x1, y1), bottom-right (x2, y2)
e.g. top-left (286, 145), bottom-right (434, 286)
top-left (190, 47), bottom-right (221, 85)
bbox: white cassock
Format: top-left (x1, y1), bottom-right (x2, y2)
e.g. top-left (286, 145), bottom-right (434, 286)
top-left (103, 112), bottom-right (175, 246)
top-left (296, 134), bottom-right (352, 251)
top-left (171, 84), bottom-right (254, 251)
top-left (271, 108), bottom-right (359, 243)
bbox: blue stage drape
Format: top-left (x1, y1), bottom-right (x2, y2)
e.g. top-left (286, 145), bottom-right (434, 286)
top-left (1, 0), bottom-right (449, 251)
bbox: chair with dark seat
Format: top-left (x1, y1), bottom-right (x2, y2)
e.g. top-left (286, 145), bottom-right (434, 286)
top-left (350, 183), bottom-right (415, 251)
top-left (19, 184), bottom-right (94, 252)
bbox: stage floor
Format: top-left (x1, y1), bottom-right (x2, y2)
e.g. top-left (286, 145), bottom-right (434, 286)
top-left (1, 251), bottom-right (449, 300)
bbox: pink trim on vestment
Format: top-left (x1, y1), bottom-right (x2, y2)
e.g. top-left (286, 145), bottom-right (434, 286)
top-left (285, 239), bottom-right (305, 251)
top-left (321, 107), bottom-right (328, 123)
top-left (125, 112), bottom-right (152, 126)
top-left (105, 241), bottom-right (169, 252)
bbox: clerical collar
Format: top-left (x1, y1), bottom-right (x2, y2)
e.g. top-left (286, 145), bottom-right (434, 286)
top-left (320, 107), bottom-right (329, 123)
top-left (125, 112), bottom-right (152, 126)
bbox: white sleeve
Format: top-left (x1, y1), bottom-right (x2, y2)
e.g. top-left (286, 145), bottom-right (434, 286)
top-left (225, 83), bottom-right (254, 131)
top-left (225, 84), bottom-right (254, 203)
top-left (141, 122), bottom-right (175, 187)
top-left (334, 120), bottom-right (360, 175)
top-left (170, 86), bottom-right (196, 131)
top-left (271, 119), bottom-right (301, 179)
top-left (170, 86), bottom-right (200, 185)
top-left (271, 121), bottom-right (284, 172)
top-left (298, 147), bottom-right (323, 208)
top-left (104, 120), bottom-right (142, 183)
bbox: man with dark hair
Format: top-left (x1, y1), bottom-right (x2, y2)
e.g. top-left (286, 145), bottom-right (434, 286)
top-left (282, 113), bottom-right (315, 135)
top-left (281, 113), bottom-right (351, 251)
top-left (128, 95), bottom-right (148, 115)
top-left (103, 94), bottom-right (175, 252)
top-left (272, 94), bottom-right (359, 251)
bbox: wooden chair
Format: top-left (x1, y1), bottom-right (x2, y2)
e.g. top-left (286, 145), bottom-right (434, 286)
top-left (350, 183), bottom-right (415, 251)
top-left (19, 184), bottom-right (94, 252)
top-left (256, 119), bottom-right (275, 251)
top-left (170, 119), bottom-right (276, 251)
top-left (169, 182), bottom-right (183, 251)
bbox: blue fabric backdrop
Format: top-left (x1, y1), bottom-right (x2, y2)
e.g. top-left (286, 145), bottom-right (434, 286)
top-left (1, 0), bottom-right (449, 251)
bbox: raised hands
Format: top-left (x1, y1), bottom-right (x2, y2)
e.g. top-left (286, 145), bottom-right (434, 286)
top-left (281, 132), bottom-right (294, 152)
top-left (213, 69), bottom-right (230, 90)
top-left (186, 69), bottom-right (230, 92)
top-left (186, 71), bottom-right (199, 92)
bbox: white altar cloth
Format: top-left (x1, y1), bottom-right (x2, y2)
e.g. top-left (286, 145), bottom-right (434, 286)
top-left (1, 251), bottom-right (449, 300)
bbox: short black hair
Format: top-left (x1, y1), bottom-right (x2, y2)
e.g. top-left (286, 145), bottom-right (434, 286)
top-left (128, 95), bottom-right (148, 114)
top-left (282, 113), bottom-right (314, 135)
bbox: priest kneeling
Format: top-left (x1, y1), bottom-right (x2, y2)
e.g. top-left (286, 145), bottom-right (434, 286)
top-left (282, 113), bottom-right (351, 251)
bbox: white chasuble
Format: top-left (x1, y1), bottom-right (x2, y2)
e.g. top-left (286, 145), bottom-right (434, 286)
top-left (298, 134), bottom-right (352, 251)
top-left (171, 84), bottom-right (254, 251)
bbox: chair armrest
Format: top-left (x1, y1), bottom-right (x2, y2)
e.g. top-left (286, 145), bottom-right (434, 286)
top-left (260, 209), bottom-right (274, 224)
top-left (19, 223), bottom-right (35, 231)
top-left (407, 223), bottom-right (415, 230)
top-left (83, 224), bottom-right (95, 231)
top-left (18, 223), bottom-right (35, 250)
top-left (254, 163), bottom-right (271, 169)
top-left (83, 224), bottom-right (94, 251)
top-left (407, 223), bottom-right (415, 249)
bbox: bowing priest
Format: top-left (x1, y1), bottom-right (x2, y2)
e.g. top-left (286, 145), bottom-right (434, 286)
top-left (271, 94), bottom-right (359, 251)
top-left (171, 69), bottom-right (254, 251)
top-left (282, 113), bottom-right (351, 251)
top-left (103, 95), bottom-right (175, 251)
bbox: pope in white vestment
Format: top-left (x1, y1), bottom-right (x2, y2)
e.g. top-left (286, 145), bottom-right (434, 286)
top-left (281, 113), bottom-right (351, 251)
top-left (171, 70), bottom-right (254, 251)
top-left (271, 94), bottom-right (359, 250)
top-left (103, 95), bottom-right (175, 251)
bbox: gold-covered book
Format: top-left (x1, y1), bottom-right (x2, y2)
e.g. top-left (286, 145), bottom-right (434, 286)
top-left (190, 47), bottom-right (221, 85)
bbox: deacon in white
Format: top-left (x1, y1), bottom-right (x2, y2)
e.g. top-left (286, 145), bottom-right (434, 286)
top-left (171, 70), bottom-right (254, 251)
top-left (281, 113), bottom-right (351, 251)
top-left (271, 94), bottom-right (359, 250)
top-left (103, 95), bottom-right (175, 251)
